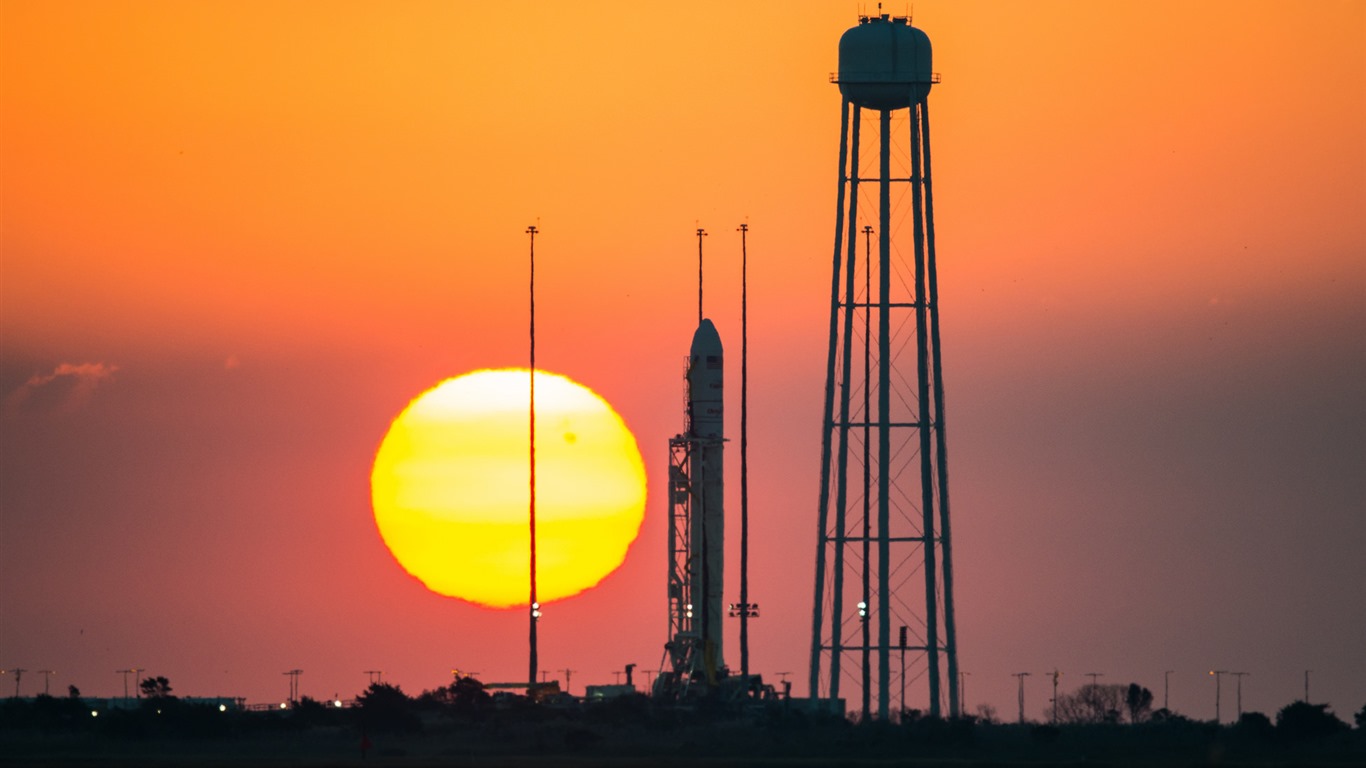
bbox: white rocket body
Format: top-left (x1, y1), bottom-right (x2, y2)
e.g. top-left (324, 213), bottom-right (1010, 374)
top-left (687, 319), bottom-right (724, 671)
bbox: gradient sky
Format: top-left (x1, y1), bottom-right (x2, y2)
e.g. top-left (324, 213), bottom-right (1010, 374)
top-left (2, 1), bottom-right (1363, 720)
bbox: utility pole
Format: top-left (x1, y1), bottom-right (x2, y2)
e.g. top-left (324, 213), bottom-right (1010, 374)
top-left (116, 670), bottom-right (133, 700)
top-left (1085, 672), bottom-right (1103, 687)
top-left (1164, 670), bottom-right (1174, 711)
top-left (560, 669), bottom-right (575, 695)
top-left (959, 671), bottom-right (970, 715)
top-left (37, 670), bottom-right (54, 696)
top-left (130, 668), bottom-right (144, 697)
top-left (854, 596), bottom-right (870, 719)
top-left (5, 668), bottom-right (25, 697)
top-left (527, 223), bottom-right (540, 690)
top-left (1012, 673), bottom-right (1031, 724)
top-left (1050, 670), bottom-right (1061, 723)
top-left (1230, 672), bottom-right (1248, 719)
top-left (1209, 670), bottom-right (1227, 723)
top-left (283, 669), bottom-right (302, 705)
top-left (1304, 670), bottom-right (1311, 703)
top-left (364, 670), bottom-right (383, 685)
top-left (775, 671), bottom-right (793, 700)
top-left (899, 626), bottom-right (907, 718)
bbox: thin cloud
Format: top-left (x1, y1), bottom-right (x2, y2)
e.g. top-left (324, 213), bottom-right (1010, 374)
top-left (4, 362), bottom-right (120, 414)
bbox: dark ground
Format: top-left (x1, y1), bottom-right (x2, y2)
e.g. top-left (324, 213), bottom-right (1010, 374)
top-left (3, 692), bottom-right (1363, 767)
top-left (4, 720), bottom-right (1365, 768)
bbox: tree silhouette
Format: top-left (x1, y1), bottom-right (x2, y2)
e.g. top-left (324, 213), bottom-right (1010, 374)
top-left (355, 682), bottom-right (420, 733)
top-left (1054, 683), bottom-right (1124, 724)
top-left (1124, 683), bottom-right (1154, 723)
top-left (415, 677), bottom-right (494, 721)
top-left (1233, 711), bottom-right (1275, 742)
top-left (449, 676), bottom-right (491, 718)
top-left (138, 676), bottom-right (172, 699)
top-left (1275, 701), bottom-right (1347, 740)
top-left (1148, 707), bottom-right (1196, 725)
top-left (286, 696), bottom-right (339, 729)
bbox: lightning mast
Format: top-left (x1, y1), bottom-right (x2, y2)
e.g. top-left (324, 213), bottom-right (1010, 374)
top-left (527, 224), bottom-right (540, 689)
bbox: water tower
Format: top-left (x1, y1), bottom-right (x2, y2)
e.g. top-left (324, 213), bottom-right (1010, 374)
top-left (808, 12), bottom-right (959, 721)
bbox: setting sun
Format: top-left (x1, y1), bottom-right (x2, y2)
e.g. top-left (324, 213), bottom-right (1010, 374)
top-left (371, 369), bottom-right (646, 608)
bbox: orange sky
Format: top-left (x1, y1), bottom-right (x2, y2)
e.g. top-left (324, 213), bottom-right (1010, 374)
top-left (2, 1), bottom-right (1363, 717)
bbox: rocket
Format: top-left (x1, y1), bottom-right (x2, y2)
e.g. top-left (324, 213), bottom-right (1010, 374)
top-left (687, 319), bottom-right (725, 673)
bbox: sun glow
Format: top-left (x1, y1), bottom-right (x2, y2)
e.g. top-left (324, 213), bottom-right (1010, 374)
top-left (370, 369), bottom-right (646, 608)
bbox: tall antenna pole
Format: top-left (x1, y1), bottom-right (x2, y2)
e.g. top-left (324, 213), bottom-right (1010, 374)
top-left (738, 222), bottom-right (750, 683)
top-left (877, 106), bottom-right (895, 721)
top-left (527, 224), bottom-right (539, 688)
top-left (861, 223), bottom-right (873, 721)
top-left (696, 227), bottom-right (707, 324)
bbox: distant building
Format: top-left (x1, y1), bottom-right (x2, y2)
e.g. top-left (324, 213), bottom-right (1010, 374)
top-left (584, 684), bottom-right (637, 701)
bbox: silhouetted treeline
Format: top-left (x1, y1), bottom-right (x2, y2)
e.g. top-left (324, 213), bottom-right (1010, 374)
top-left (1046, 682), bottom-right (1155, 723)
top-left (1, 679), bottom-right (1363, 766)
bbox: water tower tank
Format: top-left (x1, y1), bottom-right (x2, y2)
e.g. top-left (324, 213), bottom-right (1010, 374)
top-left (837, 15), bottom-right (934, 110)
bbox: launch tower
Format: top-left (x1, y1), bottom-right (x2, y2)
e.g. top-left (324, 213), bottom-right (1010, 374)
top-left (809, 13), bottom-right (959, 720)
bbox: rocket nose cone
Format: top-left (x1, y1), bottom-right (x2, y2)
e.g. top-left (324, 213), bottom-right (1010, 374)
top-left (690, 318), bottom-right (723, 357)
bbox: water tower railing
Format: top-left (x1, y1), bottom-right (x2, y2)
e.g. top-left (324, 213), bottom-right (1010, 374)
top-left (829, 72), bottom-right (942, 85)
